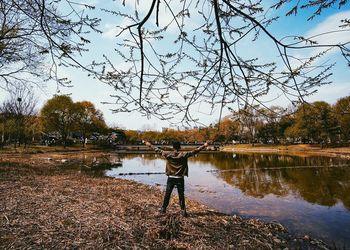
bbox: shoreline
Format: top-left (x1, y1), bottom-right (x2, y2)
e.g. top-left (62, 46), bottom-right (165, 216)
top-left (2, 143), bottom-right (350, 159)
top-left (221, 144), bottom-right (350, 159)
top-left (0, 153), bottom-right (331, 249)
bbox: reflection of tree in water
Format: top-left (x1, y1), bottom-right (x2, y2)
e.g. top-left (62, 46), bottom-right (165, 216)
top-left (193, 153), bottom-right (350, 209)
top-left (121, 152), bottom-right (350, 209)
top-left (80, 153), bottom-right (123, 177)
top-left (229, 170), bottom-right (289, 198)
top-left (282, 168), bottom-right (350, 210)
top-left (214, 154), bottom-right (291, 198)
top-left (122, 153), bottom-right (159, 161)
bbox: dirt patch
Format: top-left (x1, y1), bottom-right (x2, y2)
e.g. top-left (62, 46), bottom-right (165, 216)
top-left (0, 155), bottom-right (330, 249)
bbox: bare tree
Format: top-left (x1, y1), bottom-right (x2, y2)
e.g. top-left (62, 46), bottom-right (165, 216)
top-left (0, 0), bottom-right (101, 91)
top-left (0, 102), bottom-right (10, 148)
top-left (97, 0), bottom-right (349, 126)
top-left (1, 85), bottom-right (38, 147)
top-left (2, 1), bottom-right (349, 127)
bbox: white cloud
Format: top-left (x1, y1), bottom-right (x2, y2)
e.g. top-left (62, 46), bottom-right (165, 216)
top-left (306, 10), bottom-right (350, 46)
top-left (79, 0), bottom-right (98, 5)
top-left (102, 16), bottom-right (139, 39)
top-left (118, 0), bottom-right (201, 34)
top-left (286, 11), bottom-right (350, 70)
top-left (123, 0), bottom-right (155, 14)
top-left (77, 0), bottom-right (99, 9)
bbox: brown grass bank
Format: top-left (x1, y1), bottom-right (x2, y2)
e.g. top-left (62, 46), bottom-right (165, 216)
top-left (222, 144), bottom-right (350, 159)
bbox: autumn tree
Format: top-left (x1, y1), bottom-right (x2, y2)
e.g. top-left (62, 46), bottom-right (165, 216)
top-left (208, 118), bottom-right (239, 143)
top-left (75, 101), bottom-right (108, 147)
top-left (159, 128), bottom-right (182, 143)
top-left (231, 107), bottom-right (262, 144)
top-left (124, 130), bottom-right (140, 144)
top-left (285, 101), bottom-right (337, 144)
top-left (333, 96), bottom-right (350, 144)
top-left (277, 112), bottom-right (295, 144)
top-left (142, 130), bottom-right (162, 143)
top-left (182, 126), bottom-right (216, 143)
top-left (182, 128), bottom-right (206, 143)
top-left (41, 95), bottom-right (77, 147)
top-left (25, 114), bottom-right (43, 144)
top-left (256, 106), bottom-right (286, 144)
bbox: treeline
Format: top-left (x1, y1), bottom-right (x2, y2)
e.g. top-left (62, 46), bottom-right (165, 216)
top-left (129, 96), bottom-right (350, 146)
top-left (0, 93), bottom-right (112, 148)
top-left (238, 98), bottom-right (350, 145)
top-left (1, 90), bottom-right (349, 148)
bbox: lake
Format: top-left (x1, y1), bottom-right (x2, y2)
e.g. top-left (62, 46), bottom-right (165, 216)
top-left (103, 152), bottom-right (350, 247)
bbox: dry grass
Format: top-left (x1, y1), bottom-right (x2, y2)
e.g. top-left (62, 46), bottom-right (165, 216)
top-left (0, 154), bottom-right (330, 249)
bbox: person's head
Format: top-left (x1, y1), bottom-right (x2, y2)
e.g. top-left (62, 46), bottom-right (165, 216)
top-left (172, 141), bottom-right (181, 151)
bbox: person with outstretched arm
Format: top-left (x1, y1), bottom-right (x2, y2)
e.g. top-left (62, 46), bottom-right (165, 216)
top-left (144, 140), bottom-right (210, 217)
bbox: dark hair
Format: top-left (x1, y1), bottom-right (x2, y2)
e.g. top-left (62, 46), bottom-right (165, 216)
top-left (172, 141), bottom-right (181, 150)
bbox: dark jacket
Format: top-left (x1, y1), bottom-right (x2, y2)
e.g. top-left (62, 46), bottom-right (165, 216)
top-left (150, 145), bottom-right (206, 176)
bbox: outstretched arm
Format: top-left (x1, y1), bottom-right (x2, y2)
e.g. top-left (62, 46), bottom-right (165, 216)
top-left (144, 140), bottom-right (153, 147)
top-left (143, 140), bottom-right (164, 155)
top-left (203, 141), bottom-right (210, 147)
top-left (185, 140), bottom-right (211, 158)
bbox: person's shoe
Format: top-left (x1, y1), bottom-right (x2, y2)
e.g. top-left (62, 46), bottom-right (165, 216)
top-left (181, 209), bottom-right (188, 217)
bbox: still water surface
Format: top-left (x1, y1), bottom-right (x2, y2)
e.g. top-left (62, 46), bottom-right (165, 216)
top-left (104, 152), bottom-right (350, 247)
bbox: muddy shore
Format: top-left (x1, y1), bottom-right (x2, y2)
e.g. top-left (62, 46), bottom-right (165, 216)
top-left (0, 151), bottom-right (331, 249)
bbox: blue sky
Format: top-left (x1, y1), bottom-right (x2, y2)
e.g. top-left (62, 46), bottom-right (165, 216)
top-left (16, 0), bottom-right (350, 130)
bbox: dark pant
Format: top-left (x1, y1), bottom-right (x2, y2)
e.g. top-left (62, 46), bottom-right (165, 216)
top-left (162, 177), bottom-right (185, 210)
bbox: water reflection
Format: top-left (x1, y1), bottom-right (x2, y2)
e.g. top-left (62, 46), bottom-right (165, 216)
top-left (101, 152), bottom-right (350, 209)
top-left (103, 152), bottom-right (350, 246)
top-left (179, 153), bottom-right (350, 209)
top-left (79, 153), bottom-right (123, 177)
